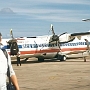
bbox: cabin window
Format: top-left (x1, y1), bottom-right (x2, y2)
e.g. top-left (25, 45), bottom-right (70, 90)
top-left (38, 44), bottom-right (42, 47)
top-left (27, 44), bottom-right (29, 48)
top-left (83, 42), bottom-right (85, 45)
top-left (45, 44), bottom-right (48, 47)
top-left (74, 43), bottom-right (76, 46)
top-left (76, 43), bottom-right (78, 46)
top-left (29, 44), bottom-right (32, 48)
top-left (31, 44), bottom-right (37, 48)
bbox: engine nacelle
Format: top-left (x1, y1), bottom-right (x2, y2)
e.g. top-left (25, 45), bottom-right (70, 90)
top-left (59, 33), bottom-right (75, 42)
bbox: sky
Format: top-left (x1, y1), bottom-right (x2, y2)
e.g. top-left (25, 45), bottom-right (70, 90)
top-left (0, 0), bottom-right (90, 38)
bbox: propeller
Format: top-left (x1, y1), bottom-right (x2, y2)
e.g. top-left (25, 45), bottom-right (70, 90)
top-left (8, 29), bottom-right (17, 43)
top-left (49, 24), bottom-right (67, 42)
top-left (50, 24), bottom-right (59, 42)
top-left (49, 24), bottom-right (67, 52)
top-left (8, 29), bottom-right (19, 55)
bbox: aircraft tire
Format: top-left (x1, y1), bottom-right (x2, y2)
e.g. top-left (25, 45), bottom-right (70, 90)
top-left (60, 55), bottom-right (66, 61)
top-left (58, 55), bottom-right (66, 61)
top-left (24, 58), bottom-right (28, 62)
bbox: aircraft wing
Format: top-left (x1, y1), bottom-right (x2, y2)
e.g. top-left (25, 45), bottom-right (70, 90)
top-left (59, 31), bottom-right (90, 43)
top-left (71, 31), bottom-right (90, 36)
top-left (70, 31), bottom-right (90, 40)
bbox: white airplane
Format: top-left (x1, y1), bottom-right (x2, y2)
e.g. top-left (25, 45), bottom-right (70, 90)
top-left (1, 24), bottom-right (90, 62)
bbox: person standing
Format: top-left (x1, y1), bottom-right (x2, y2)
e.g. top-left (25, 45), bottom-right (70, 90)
top-left (16, 51), bottom-right (21, 66)
top-left (0, 32), bottom-right (20, 90)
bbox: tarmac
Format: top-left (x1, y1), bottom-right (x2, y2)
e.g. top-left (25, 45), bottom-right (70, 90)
top-left (12, 57), bottom-right (90, 90)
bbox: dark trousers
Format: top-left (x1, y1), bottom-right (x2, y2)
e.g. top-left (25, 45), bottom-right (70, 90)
top-left (17, 56), bottom-right (21, 66)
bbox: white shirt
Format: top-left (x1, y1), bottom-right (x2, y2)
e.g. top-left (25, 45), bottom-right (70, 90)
top-left (0, 49), bottom-right (15, 90)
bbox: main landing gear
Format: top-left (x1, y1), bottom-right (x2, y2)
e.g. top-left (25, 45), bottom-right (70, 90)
top-left (58, 55), bottom-right (67, 61)
top-left (38, 57), bottom-right (44, 62)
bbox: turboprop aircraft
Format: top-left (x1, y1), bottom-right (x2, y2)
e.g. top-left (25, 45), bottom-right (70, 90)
top-left (1, 24), bottom-right (90, 62)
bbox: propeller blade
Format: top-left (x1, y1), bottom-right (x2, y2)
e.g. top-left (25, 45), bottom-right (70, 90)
top-left (59, 32), bottom-right (67, 37)
top-left (50, 24), bottom-right (67, 43)
top-left (50, 24), bottom-right (55, 36)
top-left (10, 29), bottom-right (14, 39)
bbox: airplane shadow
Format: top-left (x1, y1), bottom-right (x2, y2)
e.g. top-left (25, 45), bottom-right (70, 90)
top-left (11, 57), bottom-right (89, 64)
top-left (12, 58), bottom-right (63, 64)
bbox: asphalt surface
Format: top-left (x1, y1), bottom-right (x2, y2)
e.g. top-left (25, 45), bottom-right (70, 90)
top-left (12, 58), bottom-right (90, 90)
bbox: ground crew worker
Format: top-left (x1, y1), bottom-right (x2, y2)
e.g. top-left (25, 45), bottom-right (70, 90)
top-left (16, 51), bottom-right (21, 66)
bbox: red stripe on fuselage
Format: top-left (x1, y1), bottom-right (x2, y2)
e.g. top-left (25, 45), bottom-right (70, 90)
top-left (20, 48), bottom-right (59, 54)
top-left (8, 48), bottom-right (60, 55)
top-left (8, 47), bottom-right (87, 55)
top-left (61, 47), bottom-right (87, 52)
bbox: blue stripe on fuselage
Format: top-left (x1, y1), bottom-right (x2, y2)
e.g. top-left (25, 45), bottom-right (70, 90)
top-left (0, 41), bottom-right (89, 49)
top-left (1, 45), bottom-right (22, 49)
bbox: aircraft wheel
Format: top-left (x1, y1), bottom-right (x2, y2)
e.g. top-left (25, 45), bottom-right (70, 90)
top-left (60, 55), bottom-right (66, 61)
top-left (58, 55), bottom-right (66, 61)
top-left (24, 58), bottom-right (28, 62)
